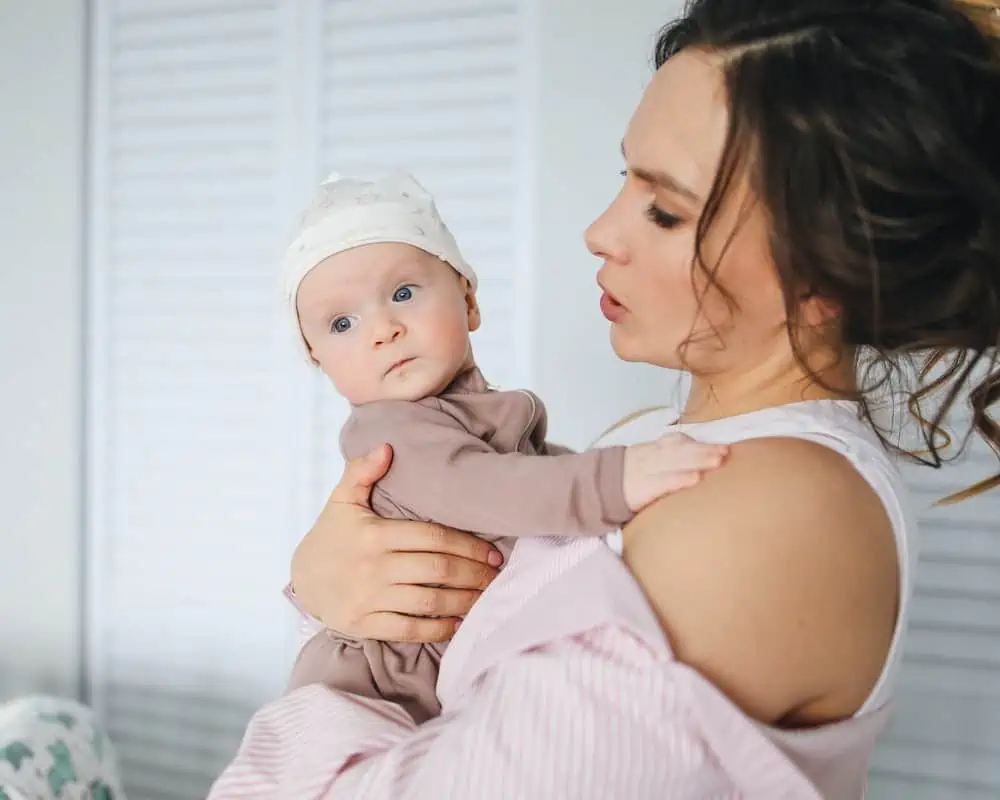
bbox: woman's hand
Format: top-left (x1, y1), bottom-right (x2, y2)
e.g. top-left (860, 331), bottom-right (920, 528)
top-left (290, 445), bottom-right (504, 643)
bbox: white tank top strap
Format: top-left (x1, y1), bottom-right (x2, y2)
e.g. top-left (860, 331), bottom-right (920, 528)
top-left (595, 399), bottom-right (918, 718)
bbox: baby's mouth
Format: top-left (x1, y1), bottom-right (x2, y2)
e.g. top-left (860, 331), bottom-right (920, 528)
top-left (385, 357), bottom-right (415, 376)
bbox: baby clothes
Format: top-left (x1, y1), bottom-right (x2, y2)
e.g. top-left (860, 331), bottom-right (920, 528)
top-left (286, 366), bottom-right (632, 722)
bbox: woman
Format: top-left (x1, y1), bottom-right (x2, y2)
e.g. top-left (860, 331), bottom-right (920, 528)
top-left (212, 0), bottom-right (1000, 796)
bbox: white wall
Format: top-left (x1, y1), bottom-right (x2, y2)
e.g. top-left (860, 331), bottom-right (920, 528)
top-left (530, 0), bottom-right (686, 447)
top-left (0, 0), bottom-right (86, 699)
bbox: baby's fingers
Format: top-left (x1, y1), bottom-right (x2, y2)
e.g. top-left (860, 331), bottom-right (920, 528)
top-left (663, 437), bottom-right (728, 470)
top-left (690, 444), bottom-right (729, 469)
top-left (662, 470), bottom-right (704, 492)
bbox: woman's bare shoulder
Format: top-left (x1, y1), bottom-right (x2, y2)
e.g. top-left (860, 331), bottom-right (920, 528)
top-left (621, 436), bottom-right (899, 725)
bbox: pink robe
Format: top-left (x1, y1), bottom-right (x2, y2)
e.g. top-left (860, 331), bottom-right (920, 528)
top-left (209, 535), bottom-right (888, 798)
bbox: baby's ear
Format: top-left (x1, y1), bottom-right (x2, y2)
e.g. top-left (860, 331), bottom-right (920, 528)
top-left (302, 339), bottom-right (319, 366)
top-left (464, 282), bottom-right (482, 332)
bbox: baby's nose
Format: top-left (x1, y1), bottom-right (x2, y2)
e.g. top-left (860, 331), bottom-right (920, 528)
top-left (373, 318), bottom-right (404, 347)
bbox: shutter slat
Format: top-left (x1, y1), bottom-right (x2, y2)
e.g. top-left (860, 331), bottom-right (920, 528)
top-left (911, 593), bottom-right (1000, 632)
top-left (320, 103), bottom-right (516, 142)
top-left (881, 692), bottom-right (1000, 750)
top-left (113, 39), bottom-right (276, 72)
top-left (326, 73), bottom-right (516, 113)
top-left (111, 236), bottom-right (276, 260)
top-left (868, 778), bottom-right (999, 800)
top-left (920, 521), bottom-right (1000, 561)
top-left (112, 121), bottom-right (276, 148)
top-left (326, 0), bottom-right (515, 22)
top-left (901, 659), bottom-right (1000, 698)
top-left (906, 625), bottom-right (1000, 667)
top-left (114, 6), bottom-right (276, 45)
top-left (114, 0), bottom-right (273, 17)
top-left (113, 92), bottom-right (272, 124)
top-left (114, 66), bottom-right (276, 99)
top-left (329, 135), bottom-right (515, 168)
top-left (916, 559), bottom-right (1000, 601)
top-left (910, 493), bottom-right (999, 526)
top-left (871, 740), bottom-right (1000, 792)
top-left (323, 9), bottom-right (517, 55)
top-left (325, 42), bottom-right (516, 84)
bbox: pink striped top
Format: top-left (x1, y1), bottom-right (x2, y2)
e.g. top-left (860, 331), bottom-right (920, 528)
top-left (209, 537), bottom-right (889, 798)
top-left (209, 401), bottom-right (911, 798)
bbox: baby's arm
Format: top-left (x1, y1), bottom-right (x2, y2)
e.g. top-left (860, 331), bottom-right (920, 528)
top-left (341, 402), bottom-right (725, 539)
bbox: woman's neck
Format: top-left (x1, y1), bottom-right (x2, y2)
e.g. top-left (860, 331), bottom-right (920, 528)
top-left (680, 348), bottom-right (857, 424)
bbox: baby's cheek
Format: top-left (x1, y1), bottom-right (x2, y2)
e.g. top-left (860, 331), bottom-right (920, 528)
top-left (322, 346), bottom-right (373, 404)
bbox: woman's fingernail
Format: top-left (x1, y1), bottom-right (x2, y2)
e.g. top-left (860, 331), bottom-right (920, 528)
top-left (487, 550), bottom-right (503, 567)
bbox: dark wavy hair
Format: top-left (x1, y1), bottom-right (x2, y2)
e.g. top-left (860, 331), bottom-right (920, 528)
top-left (657, 0), bottom-right (1000, 502)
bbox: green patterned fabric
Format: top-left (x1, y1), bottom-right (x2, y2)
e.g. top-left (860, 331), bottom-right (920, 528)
top-left (0, 697), bottom-right (123, 800)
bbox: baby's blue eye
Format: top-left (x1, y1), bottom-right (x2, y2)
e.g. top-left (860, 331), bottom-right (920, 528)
top-left (393, 285), bottom-right (414, 303)
top-left (331, 316), bottom-right (352, 334)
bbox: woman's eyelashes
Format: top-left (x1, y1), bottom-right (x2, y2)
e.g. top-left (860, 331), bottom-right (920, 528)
top-left (645, 204), bottom-right (682, 230)
top-left (618, 170), bottom-right (684, 230)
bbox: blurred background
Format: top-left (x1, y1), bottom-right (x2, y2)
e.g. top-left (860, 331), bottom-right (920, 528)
top-left (0, 1), bottom-right (998, 798)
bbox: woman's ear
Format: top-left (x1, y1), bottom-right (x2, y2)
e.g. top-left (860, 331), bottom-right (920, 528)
top-left (800, 292), bottom-right (841, 328)
top-left (464, 282), bottom-right (482, 332)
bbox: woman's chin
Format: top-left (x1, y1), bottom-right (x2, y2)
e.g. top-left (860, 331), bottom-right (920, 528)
top-left (610, 326), bottom-right (685, 370)
top-left (609, 326), bottom-right (645, 363)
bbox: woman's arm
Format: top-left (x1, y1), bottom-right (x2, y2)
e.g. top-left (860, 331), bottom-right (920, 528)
top-left (290, 445), bottom-right (503, 643)
top-left (622, 436), bottom-right (899, 724)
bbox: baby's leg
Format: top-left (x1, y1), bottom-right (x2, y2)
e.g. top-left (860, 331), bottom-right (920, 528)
top-left (288, 632), bottom-right (446, 724)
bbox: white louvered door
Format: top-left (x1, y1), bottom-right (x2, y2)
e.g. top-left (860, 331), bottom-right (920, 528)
top-left (85, 2), bottom-right (302, 797)
top-left (869, 421), bottom-right (1000, 800)
top-left (85, 1), bottom-right (531, 798)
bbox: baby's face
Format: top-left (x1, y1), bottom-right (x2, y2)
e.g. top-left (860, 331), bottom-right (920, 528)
top-left (296, 242), bottom-right (480, 404)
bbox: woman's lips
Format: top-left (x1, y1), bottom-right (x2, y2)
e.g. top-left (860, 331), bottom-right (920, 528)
top-left (599, 290), bottom-right (627, 323)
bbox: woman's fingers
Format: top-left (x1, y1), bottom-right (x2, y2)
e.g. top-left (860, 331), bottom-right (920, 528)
top-left (382, 520), bottom-right (504, 567)
top-left (381, 585), bottom-right (482, 619)
top-left (292, 458), bottom-right (502, 640)
top-left (379, 550), bottom-right (499, 590)
top-left (362, 612), bottom-right (462, 644)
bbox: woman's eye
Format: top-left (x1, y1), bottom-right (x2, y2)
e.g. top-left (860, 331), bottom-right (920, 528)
top-left (393, 285), bottom-right (415, 303)
top-left (331, 316), bottom-right (353, 334)
top-left (645, 204), bottom-right (682, 230)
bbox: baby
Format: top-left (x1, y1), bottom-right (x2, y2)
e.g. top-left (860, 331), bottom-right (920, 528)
top-left (281, 171), bottom-right (725, 723)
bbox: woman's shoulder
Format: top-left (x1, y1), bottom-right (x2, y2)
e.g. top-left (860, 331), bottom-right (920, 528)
top-left (621, 433), bottom-right (900, 725)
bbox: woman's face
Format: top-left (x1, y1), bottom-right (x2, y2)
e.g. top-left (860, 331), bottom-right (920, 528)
top-left (586, 49), bottom-right (791, 377)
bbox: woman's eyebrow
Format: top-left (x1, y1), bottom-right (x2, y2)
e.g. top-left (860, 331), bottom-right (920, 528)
top-left (620, 140), bottom-right (701, 202)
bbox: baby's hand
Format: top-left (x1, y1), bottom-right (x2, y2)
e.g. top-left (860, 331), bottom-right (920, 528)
top-left (622, 434), bottom-right (728, 512)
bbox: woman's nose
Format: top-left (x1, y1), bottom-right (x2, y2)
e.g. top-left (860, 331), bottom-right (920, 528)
top-left (585, 199), bottom-right (629, 265)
